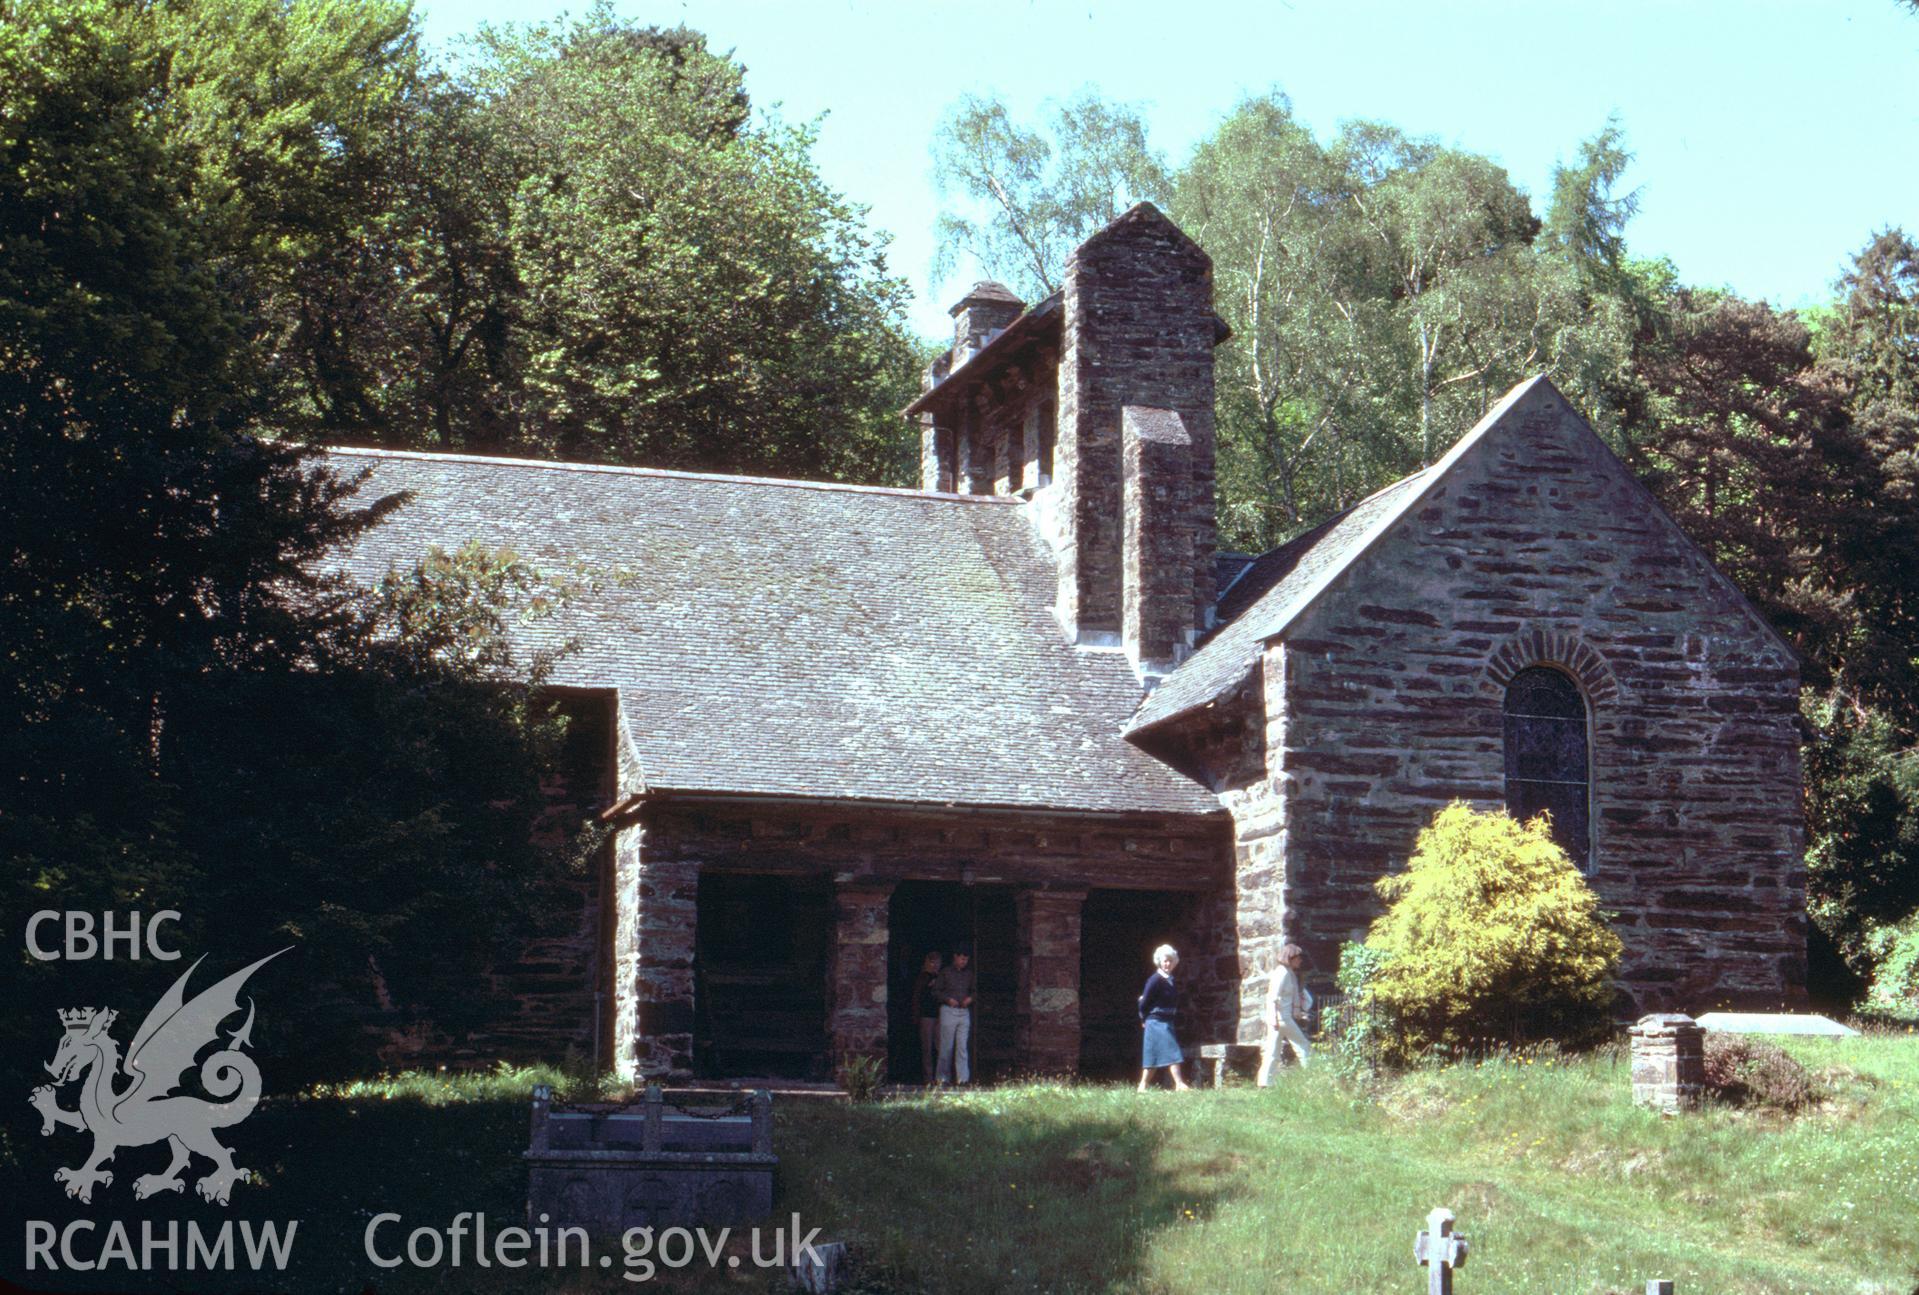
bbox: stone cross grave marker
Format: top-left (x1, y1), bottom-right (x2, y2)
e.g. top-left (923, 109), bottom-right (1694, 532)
top-left (1413, 1207), bottom-right (1468, 1295)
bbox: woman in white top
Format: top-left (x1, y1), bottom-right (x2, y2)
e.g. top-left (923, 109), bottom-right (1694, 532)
top-left (1257, 943), bottom-right (1312, 1085)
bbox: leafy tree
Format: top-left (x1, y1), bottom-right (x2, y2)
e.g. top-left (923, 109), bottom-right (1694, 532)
top-left (0, 0), bottom-right (572, 1089)
top-left (458, 10), bottom-right (919, 479)
top-left (1811, 232), bottom-right (1919, 716)
top-left (1863, 913), bottom-right (1919, 1017)
top-left (1168, 102), bottom-right (1640, 549)
top-left (1800, 232), bottom-right (1919, 979)
top-left (1543, 119), bottom-right (1640, 282)
top-left (931, 90), bottom-right (1168, 300)
top-left (170, 543), bottom-right (577, 1076)
top-left (1628, 234), bottom-right (1919, 990)
top-left (1364, 803), bottom-right (1622, 1060)
top-left (1629, 294), bottom-right (1837, 631)
top-left (121, 2), bottom-right (920, 483)
top-left (150, 0), bottom-right (426, 435)
top-left (1804, 694), bottom-right (1919, 967)
top-left (1339, 125), bottom-right (1559, 464)
top-left (1173, 94), bottom-right (1389, 546)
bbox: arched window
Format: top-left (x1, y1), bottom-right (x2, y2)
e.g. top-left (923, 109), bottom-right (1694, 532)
top-left (1503, 666), bottom-right (1591, 870)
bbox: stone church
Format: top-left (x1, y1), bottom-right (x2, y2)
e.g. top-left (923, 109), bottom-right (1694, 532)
top-left (330, 203), bottom-right (1806, 1081)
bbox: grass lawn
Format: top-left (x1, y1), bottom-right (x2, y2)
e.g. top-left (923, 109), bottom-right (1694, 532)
top-left (7, 1033), bottom-right (1918, 1294)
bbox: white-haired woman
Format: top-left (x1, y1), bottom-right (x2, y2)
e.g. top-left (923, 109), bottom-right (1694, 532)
top-left (1137, 944), bottom-right (1191, 1091)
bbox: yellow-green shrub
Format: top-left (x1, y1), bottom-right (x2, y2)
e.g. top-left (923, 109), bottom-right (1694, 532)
top-left (1365, 802), bottom-right (1622, 1061)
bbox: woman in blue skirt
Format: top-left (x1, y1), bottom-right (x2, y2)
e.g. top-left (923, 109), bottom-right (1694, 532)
top-left (1137, 944), bottom-right (1192, 1091)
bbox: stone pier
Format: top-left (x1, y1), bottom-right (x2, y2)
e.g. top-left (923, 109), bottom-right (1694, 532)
top-left (1630, 1013), bottom-right (1705, 1112)
top-left (1015, 889), bottom-right (1086, 1074)
top-left (616, 814), bottom-right (698, 1079)
top-left (828, 879), bottom-right (893, 1062)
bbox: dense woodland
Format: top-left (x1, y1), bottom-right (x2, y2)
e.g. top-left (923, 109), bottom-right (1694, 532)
top-left (3, 0), bottom-right (1915, 1091)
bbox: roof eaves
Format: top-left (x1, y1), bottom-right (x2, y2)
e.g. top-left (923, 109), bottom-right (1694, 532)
top-left (903, 292), bottom-right (1064, 418)
top-left (1124, 656), bottom-right (1262, 744)
top-left (629, 784), bottom-right (1225, 818)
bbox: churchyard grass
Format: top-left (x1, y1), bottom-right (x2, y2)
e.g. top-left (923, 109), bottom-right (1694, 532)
top-left (6, 1035), bottom-right (1915, 1293)
top-left (775, 1033), bottom-right (1919, 1295)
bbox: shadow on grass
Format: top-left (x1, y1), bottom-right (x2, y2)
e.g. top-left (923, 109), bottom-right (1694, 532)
top-left (5, 1086), bottom-right (1217, 1294)
top-left (770, 1091), bottom-right (1224, 1294)
top-left (7, 1092), bottom-right (530, 1294)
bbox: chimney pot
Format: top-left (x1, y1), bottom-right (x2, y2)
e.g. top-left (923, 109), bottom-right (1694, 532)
top-left (949, 281), bottom-right (1024, 370)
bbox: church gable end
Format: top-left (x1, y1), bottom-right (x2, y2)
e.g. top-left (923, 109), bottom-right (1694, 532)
top-left (1262, 378), bottom-right (1805, 1014)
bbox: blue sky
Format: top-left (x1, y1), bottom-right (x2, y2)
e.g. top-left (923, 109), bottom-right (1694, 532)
top-left (415, 0), bottom-right (1919, 339)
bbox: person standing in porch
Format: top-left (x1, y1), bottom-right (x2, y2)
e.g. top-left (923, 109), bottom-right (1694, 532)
top-left (934, 945), bottom-right (974, 1086)
top-left (1258, 943), bottom-right (1313, 1085)
top-left (911, 949), bottom-right (943, 1084)
top-left (1137, 944), bottom-right (1191, 1091)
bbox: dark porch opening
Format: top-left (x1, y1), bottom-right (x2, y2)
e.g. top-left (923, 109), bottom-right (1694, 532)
top-left (693, 873), bottom-right (831, 1078)
top-left (886, 881), bottom-right (1017, 1083)
top-left (1080, 889), bottom-right (1203, 1079)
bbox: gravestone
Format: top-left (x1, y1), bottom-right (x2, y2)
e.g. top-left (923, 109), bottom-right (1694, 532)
top-left (525, 1084), bottom-right (775, 1233)
top-left (791, 1240), bottom-right (849, 1293)
top-left (1413, 1207), bottom-right (1468, 1295)
top-left (1694, 1012), bottom-right (1857, 1037)
top-left (1629, 1013), bottom-right (1705, 1113)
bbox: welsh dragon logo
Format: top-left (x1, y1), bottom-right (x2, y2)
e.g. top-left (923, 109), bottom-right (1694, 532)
top-left (28, 950), bottom-right (288, 1205)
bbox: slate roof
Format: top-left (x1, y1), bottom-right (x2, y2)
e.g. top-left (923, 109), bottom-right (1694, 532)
top-left (322, 448), bottom-right (1220, 816)
top-left (1127, 467), bottom-right (1435, 735)
top-left (1213, 553), bottom-right (1257, 603)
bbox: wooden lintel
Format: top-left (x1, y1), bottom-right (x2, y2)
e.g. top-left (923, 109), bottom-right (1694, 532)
top-left (598, 791), bottom-right (647, 823)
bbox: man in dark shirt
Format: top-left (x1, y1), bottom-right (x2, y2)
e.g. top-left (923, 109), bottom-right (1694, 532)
top-left (934, 947), bottom-right (974, 1086)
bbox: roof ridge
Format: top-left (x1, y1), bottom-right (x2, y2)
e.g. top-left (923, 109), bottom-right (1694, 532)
top-left (320, 445), bottom-right (1019, 503)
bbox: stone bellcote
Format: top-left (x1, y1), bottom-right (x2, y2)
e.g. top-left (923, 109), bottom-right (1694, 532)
top-left (904, 203), bottom-right (1221, 678)
top-left (1055, 203), bottom-right (1218, 667)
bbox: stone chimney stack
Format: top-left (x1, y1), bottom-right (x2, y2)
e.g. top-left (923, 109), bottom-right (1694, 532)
top-left (916, 350), bottom-right (954, 492)
top-left (1055, 203), bottom-right (1218, 667)
top-left (949, 281), bottom-right (1024, 370)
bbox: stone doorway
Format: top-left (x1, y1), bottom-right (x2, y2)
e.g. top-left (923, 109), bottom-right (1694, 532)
top-left (693, 873), bottom-right (831, 1079)
top-left (885, 881), bottom-right (1017, 1083)
top-left (1080, 889), bottom-right (1204, 1078)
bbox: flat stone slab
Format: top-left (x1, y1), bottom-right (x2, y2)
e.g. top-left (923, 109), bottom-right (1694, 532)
top-left (1693, 1012), bottom-right (1858, 1037)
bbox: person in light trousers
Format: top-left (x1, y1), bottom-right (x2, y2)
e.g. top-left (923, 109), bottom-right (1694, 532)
top-left (934, 946), bottom-right (974, 1086)
top-left (1258, 942), bottom-right (1313, 1085)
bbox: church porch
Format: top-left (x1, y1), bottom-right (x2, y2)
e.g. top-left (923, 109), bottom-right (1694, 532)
top-left (608, 795), bottom-right (1233, 1082)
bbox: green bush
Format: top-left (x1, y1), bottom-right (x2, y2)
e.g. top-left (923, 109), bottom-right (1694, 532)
top-left (1324, 941), bottom-right (1392, 1080)
top-left (1364, 802), bottom-right (1623, 1063)
top-left (837, 1052), bottom-right (886, 1103)
top-left (1863, 914), bottom-right (1919, 1018)
top-left (1701, 1033), bottom-right (1816, 1112)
